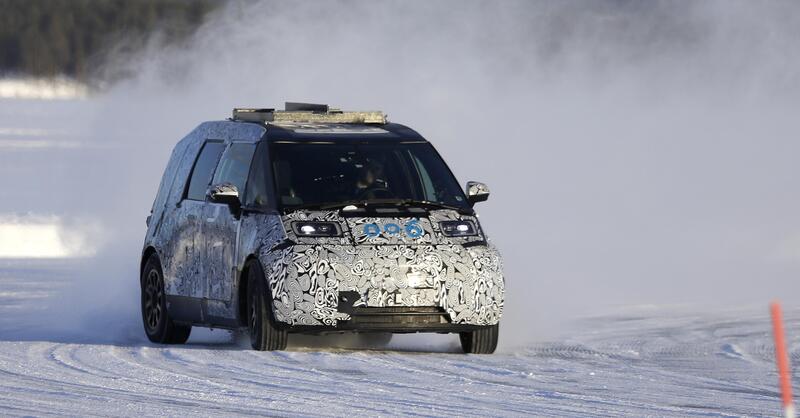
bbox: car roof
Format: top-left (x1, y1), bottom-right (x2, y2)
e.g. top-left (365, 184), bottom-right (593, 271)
top-left (198, 104), bottom-right (429, 144)
top-left (260, 121), bottom-right (427, 143)
top-left (201, 119), bottom-right (428, 143)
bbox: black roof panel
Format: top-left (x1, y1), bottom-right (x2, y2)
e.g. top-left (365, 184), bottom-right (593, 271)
top-left (261, 122), bottom-right (426, 143)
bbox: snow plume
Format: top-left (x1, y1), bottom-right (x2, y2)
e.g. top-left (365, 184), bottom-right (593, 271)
top-left (10, 1), bottom-right (800, 348)
top-left (0, 77), bottom-right (89, 100)
top-left (0, 214), bottom-right (98, 258)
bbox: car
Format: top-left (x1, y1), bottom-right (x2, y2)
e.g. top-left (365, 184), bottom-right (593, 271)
top-left (140, 103), bottom-right (505, 353)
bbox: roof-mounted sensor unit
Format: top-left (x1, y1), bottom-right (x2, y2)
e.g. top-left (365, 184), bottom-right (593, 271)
top-left (232, 104), bottom-right (386, 124)
top-left (232, 108), bottom-right (275, 122)
top-left (284, 102), bottom-right (329, 112)
top-left (272, 110), bottom-right (385, 124)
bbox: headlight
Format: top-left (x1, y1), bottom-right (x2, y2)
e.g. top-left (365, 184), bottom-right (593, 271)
top-left (439, 220), bottom-right (478, 237)
top-left (292, 221), bottom-right (342, 237)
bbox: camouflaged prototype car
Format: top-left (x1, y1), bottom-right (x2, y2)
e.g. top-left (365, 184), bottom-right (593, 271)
top-left (140, 103), bottom-right (504, 353)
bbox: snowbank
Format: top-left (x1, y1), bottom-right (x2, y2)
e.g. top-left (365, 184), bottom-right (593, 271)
top-left (0, 214), bottom-right (99, 258)
top-left (0, 77), bottom-right (89, 100)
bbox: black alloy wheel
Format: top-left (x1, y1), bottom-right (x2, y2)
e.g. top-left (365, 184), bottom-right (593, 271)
top-left (141, 255), bottom-right (191, 344)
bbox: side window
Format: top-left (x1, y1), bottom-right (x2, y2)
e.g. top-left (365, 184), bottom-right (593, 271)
top-left (212, 143), bottom-right (256, 198)
top-left (185, 141), bottom-right (226, 201)
top-left (245, 144), bottom-right (270, 208)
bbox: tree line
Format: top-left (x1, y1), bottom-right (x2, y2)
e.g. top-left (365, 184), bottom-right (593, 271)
top-left (0, 0), bottom-right (218, 81)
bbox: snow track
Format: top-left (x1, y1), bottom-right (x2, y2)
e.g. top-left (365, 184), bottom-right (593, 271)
top-left (0, 260), bottom-right (793, 416)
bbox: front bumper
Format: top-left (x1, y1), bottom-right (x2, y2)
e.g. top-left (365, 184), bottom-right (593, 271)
top-left (261, 243), bottom-right (504, 328)
top-left (289, 306), bottom-right (488, 334)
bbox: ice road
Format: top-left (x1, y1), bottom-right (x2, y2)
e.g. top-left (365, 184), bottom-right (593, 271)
top-left (0, 260), bottom-right (791, 417)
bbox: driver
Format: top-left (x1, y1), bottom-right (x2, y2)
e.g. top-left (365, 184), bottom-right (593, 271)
top-left (354, 162), bottom-right (388, 199)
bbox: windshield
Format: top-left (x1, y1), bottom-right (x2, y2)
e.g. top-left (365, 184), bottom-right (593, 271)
top-left (269, 142), bottom-right (469, 210)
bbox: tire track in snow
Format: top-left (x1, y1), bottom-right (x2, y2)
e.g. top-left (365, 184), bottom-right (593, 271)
top-left (0, 260), bottom-right (794, 416)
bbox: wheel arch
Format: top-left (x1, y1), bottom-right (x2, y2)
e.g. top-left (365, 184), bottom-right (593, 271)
top-left (140, 246), bottom-right (159, 283)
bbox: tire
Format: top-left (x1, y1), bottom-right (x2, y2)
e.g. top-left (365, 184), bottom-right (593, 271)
top-left (459, 324), bottom-right (499, 354)
top-left (247, 260), bottom-right (288, 351)
top-left (141, 255), bottom-right (191, 344)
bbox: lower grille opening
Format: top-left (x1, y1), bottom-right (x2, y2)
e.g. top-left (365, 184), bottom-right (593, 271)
top-left (345, 306), bottom-right (450, 326)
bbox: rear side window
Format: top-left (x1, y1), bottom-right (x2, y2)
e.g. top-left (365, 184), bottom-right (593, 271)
top-left (185, 141), bottom-right (225, 200)
top-left (212, 143), bottom-right (256, 197)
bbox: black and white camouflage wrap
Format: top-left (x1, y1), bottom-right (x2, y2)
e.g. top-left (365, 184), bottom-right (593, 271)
top-left (258, 209), bottom-right (504, 327)
top-left (143, 120), bottom-right (504, 329)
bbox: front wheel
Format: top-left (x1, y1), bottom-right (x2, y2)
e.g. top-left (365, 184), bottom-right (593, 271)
top-left (459, 324), bottom-right (499, 354)
top-left (141, 255), bottom-right (191, 344)
top-left (247, 260), bottom-right (288, 351)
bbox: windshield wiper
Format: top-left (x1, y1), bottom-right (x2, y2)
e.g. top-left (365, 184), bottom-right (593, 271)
top-left (283, 200), bottom-right (380, 212)
top-left (393, 199), bottom-right (465, 212)
top-left (286, 198), bottom-right (467, 212)
top-left (318, 199), bottom-right (391, 210)
top-left (319, 198), bottom-right (464, 212)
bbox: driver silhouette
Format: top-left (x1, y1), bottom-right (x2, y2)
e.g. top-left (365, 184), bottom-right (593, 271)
top-left (355, 162), bottom-right (388, 199)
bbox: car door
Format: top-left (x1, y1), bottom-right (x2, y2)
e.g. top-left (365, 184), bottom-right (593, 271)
top-left (174, 140), bottom-right (226, 301)
top-left (202, 142), bottom-right (256, 303)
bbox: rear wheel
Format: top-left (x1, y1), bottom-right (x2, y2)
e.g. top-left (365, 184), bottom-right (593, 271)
top-left (247, 261), bottom-right (288, 351)
top-left (459, 324), bottom-right (499, 354)
top-left (141, 255), bottom-right (191, 344)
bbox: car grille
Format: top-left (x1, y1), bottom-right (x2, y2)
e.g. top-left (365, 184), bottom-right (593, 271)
top-left (346, 306), bottom-right (450, 326)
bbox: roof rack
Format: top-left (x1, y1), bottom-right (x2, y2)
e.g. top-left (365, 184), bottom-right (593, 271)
top-left (232, 102), bottom-right (386, 124)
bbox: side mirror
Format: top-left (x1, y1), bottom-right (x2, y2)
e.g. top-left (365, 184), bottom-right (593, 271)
top-left (466, 181), bottom-right (490, 205)
top-left (208, 183), bottom-right (241, 213)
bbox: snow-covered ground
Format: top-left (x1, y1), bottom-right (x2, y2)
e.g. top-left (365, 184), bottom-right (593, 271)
top-left (0, 258), bottom-right (792, 417)
top-left (0, 90), bottom-right (796, 416)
